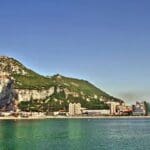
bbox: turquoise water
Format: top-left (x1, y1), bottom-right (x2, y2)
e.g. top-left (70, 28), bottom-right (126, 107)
top-left (0, 119), bottom-right (150, 150)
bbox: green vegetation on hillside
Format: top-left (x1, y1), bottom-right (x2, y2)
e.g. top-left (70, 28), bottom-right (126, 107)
top-left (51, 75), bottom-right (122, 102)
top-left (18, 85), bottom-right (110, 112)
top-left (1, 56), bottom-right (123, 112)
top-left (13, 71), bottom-right (121, 102)
top-left (13, 74), bottom-right (54, 90)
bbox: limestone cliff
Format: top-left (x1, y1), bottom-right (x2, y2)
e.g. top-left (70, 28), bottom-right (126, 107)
top-left (0, 74), bottom-right (14, 110)
top-left (0, 56), bottom-right (55, 110)
top-left (15, 87), bottom-right (55, 102)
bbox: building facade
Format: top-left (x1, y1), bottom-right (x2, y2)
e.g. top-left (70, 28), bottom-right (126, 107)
top-left (117, 104), bottom-right (132, 115)
top-left (107, 101), bottom-right (121, 115)
top-left (69, 103), bottom-right (82, 116)
top-left (82, 109), bottom-right (110, 116)
top-left (132, 102), bottom-right (146, 116)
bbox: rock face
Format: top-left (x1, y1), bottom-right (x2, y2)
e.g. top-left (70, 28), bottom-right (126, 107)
top-left (0, 74), bottom-right (55, 110)
top-left (0, 75), bottom-right (14, 110)
top-left (0, 56), bottom-right (27, 75)
top-left (15, 87), bottom-right (55, 102)
top-left (0, 56), bottom-right (55, 110)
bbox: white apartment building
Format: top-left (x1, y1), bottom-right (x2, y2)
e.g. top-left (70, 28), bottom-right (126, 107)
top-left (69, 103), bottom-right (82, 116)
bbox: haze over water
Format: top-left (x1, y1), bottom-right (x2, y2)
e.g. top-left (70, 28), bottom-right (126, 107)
top-left (0, 119), bottom-right (150, 150)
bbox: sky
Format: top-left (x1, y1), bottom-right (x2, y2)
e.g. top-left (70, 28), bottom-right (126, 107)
top-left (0, 0), bottom-right (150, 103)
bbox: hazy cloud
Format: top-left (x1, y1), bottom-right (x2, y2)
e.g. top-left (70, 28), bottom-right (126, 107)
top-left (118, 91), bottom-right (150, 104)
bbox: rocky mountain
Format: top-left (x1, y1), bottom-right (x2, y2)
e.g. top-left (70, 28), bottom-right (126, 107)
top-left (0, 56), bottom-right (123, 111)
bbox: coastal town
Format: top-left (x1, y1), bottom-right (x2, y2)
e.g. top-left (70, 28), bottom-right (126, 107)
top-left (0, 100), bottom-right (148, 119)
top-left (68, 101), bottom-right (148, 116)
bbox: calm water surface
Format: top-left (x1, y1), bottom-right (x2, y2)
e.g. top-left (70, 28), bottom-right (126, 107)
top-left (0, 118), bottom-right (150, 150)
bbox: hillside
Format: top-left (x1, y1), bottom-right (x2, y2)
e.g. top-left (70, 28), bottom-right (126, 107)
top-left (0, 56), bottom-right (123, 111)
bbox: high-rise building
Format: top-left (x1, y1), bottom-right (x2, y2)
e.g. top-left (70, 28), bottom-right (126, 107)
top-left (132, 102), bottom-right (146, 116)
top-left (69, 103), bottom-right (75, 116)
top-left (107, 101), bottom-right (120, 115)
top-left (69, 103), bottom-right (82, 116)
top-left (74, 103), bottom-right (81, 115)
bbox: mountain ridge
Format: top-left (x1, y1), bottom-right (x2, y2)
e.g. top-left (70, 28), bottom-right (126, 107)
top-left (0, 56), bottom-right (123, 111)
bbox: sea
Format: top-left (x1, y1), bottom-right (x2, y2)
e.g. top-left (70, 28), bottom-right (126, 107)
top-left (0, 118), bottom-right (150, 150)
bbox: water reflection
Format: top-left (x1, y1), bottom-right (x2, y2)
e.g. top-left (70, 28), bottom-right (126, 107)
top-left (0, 120), bottom-right (40, 150)
top-left (67, 119), bottom-right (85, 150)
top-left (68, 120), bottom-right (82, 139)
top-left (0, 120), bottom-right (18, 150)
top-left (0, 119), bottom-right (150, 150)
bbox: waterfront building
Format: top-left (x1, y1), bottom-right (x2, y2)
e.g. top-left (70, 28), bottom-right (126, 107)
top-left (117, 104), bottom-right (132, 115)
top-left (106, 101), bottom-right (120, 115)
top-left (69, 103), bottom-right (74, 116)
top-left (74, 103), bottom-right (82, 115)
top-left (132, 101), bottom-right (146, 116)
top-left (69, 103), bottom-right (82, 116)
top-left (82, 109), bottom-right (110, 116)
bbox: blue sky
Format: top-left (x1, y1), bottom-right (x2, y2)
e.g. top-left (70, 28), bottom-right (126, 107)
top-left (0, 0), bottom-right (150, 103)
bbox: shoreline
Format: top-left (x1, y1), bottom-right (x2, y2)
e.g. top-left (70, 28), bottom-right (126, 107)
top-left (0, 115), bottom-right (150, 120)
